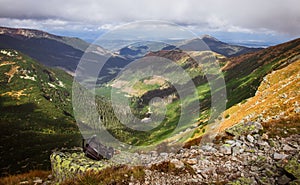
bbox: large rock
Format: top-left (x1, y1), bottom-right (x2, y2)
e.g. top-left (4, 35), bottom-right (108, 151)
top-left (225, 121), bottom-right (263, 137)
top-left (50, 149), bottom-right (114, 183)
top-left (50, 149), bottom-right (143, 183)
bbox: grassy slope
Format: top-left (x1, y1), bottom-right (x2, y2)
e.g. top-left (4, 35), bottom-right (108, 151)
top-left (218, 59), bottom-right (300, 136)
top-left (0, 50), bottom-right (81, 176)
top-left (94, 39), bottom-right (300, 146)
top-left (183, 38), bottom-right (300, 143)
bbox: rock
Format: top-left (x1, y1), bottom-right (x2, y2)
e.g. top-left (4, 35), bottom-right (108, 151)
top-left (42, 181), bottom-right (52, 185)
top-left (170, 159), bottom-right (184, 169)
top-left (273, 153), bottom-right (288, 160)
top-left (277, 175), bottom-right (291, 185)
top-left (160, 152), bottom-right (168, 158)
top-left (282, 144), bottom-right (295, 151)
top-left (225, 140), bottom-right (236, 145)
top-left (261, 133), bottom-right (269, 140)
top-left (33, 178), bottom-right (43, 184)
top-left (200, 144), bottom-right (215, 152)
top-left (50, 150), bottom-right (117, 183)
top-left (220, 144), bottom-right (232, 155)
top-left (284, 158), bottom-right (300, 179)
top-left (186, 158), bottom-right (198, 165)
top-left (225, 121), bottom-right (263, 137)
top-left (246, 134), bottom-right (255, 143)
top-left (47, 174), bottom-right (53, 180)
top-left (19, 181), bottom-right (29, 184)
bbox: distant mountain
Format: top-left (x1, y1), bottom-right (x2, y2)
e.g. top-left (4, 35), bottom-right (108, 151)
top-left (177, 35), bottom-right (261, 57)
top-left (0, 27), bottom-right (130, 83)
top-left (0, 49), bottom-right (81, 175)
top-left (118, 41), bottom-right (171, 59)
top-left (118, 35), bottom-right (260, 59)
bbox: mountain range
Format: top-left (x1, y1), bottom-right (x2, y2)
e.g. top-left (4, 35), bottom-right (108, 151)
top-left (0, 26), bottom-right (299, 178)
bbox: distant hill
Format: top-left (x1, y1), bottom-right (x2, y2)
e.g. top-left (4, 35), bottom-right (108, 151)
top-left (100, 38), bottom-right (300, 146)
top-left (178, 35), bottom-right (261, 57)
top-left (117, 35), bottom-right (261, 60)
top-left (0, 49), bottom-right (81, 175)
top-left (0, 26), bottom-right (130, 83)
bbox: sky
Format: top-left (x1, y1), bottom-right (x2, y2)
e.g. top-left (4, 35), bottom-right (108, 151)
top-left (0, 0), bottom-right (299, 46)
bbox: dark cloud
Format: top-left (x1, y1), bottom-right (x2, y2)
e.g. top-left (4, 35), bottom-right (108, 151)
top-left (0, 0), bottom-right (299, 37)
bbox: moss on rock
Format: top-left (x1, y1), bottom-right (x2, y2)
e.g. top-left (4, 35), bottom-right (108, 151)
top-left (50, 149), bottom-right (114, 183)
top-left (284, 158), bottom-right (300, 179)
top-left (225, 121), bottom-right (263, 137)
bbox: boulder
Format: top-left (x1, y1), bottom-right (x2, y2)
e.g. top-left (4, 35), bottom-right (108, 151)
top-left (220, 144), bottom-right (232, 155)
top-left (225, 121), bottom-right (263, 137)
top-left (50, 149), bottom-right (114, 183)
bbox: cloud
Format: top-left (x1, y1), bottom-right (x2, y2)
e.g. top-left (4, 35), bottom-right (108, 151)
top-left (0, 0), bottom-right (299, 37)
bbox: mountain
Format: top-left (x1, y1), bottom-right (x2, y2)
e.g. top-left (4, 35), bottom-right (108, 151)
top-left (118, 41), bottom-right (170, 59)
top-left (96, 38), bottom-right (300, 147)
top-left (224, 38), bottom-right (300, 107)
top-left (117, 35), bottom-right (260, 60)
top-left (0, 49), bottom-right (81, 175)
top-left (186, 38), bottom-right (300, 145)
top-left (178, 35), bottom-right (261, 57)
top-left (219, 58), bottom-right (300, 137)
top-left (0, 27), bottom-right (129, 82)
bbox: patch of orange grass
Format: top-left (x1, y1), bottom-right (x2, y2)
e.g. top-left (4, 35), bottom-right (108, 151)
top-left (218, 60), bottom-right (300, 133)
top-left (0, 170), bottom-right (51, 185)
top-left (1, 89), bottom-right (27, 100)
top-left (4, 65), bottom-right (20, 83)
top-left (0, 61), bottom-right (15, 67)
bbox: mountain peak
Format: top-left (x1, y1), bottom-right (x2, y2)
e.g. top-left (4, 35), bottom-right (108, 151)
top-left (201, 34), bottom-right (220, 42)
top-left (0, 26), bottom-right (61, 40)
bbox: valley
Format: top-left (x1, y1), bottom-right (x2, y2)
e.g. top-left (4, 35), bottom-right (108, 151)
top-left (0, 27), bottom-right (299, 184)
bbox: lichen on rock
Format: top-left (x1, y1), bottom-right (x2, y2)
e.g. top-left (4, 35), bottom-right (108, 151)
top-left (225, 121), bottom-right (263, 137)
top-left (50, 149), bottom-right (114, 183)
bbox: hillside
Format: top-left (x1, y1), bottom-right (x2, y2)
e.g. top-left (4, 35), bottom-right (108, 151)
top-left (188, 42), bottom-right (300, 144)
top-left (14, 56), bottom-right (299, 184)
top-left (0, 26), bottom-right (130, 83)
top-left (164, 35), bottom-right (261, 57)
top-left (0, 49), bottom-right (81, 176)
top-left (91, 38), bottom-right (300, 148)
top-left (219, 58), bottom-right (300, 136)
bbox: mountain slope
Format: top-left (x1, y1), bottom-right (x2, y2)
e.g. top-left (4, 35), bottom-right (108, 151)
top-left (97, 38), bottom-right (300, 147)
top-left (0, 49), bottom-right (81, 176)
top-left (0, 27), bottom-right (129, 81)
top-left (224, 38), bottom-right (300, 107)
top-left (173, 35), bottom-right (261, 57)
top-left (219, 59), bottom-right (300, 136)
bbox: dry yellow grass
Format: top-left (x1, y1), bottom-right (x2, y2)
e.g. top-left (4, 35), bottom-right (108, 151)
top-left (4, 65), bottom-right (20, 83)
top-left (0, 170), bottom-right (51, 185)
top-left (1, 89), bottom-right (27, 100)
top-left (218, 60), bottom-right (300, 133)
top-left (0, 61), bottom-right (15, 67)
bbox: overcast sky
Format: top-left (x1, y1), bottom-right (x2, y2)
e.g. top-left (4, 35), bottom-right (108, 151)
top-left (0, 0), bottom-right (299, 45)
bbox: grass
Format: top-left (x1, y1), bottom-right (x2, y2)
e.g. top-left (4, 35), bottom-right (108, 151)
top-left (0, 170), bottom-right (51, 185)
top-left (0, 50), bottom-right (81, 176)
top-left (218, 59), bottom-right (300, 136)
top-left (61, 165), bottom-right (145, 185)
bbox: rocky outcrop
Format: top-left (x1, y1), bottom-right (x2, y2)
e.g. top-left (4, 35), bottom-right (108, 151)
top-left (50, 149), bottom-right (114, 183)
top-left (51, 124), bottom-right (300, 184)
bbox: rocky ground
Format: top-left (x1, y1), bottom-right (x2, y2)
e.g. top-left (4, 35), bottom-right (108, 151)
top-left (49, 121), bottom-right (300, 185)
